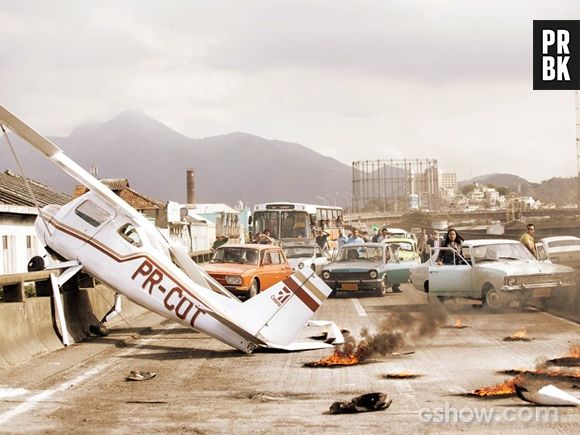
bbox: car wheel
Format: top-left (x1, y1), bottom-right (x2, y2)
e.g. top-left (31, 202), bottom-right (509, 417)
top-left (247, 279), bottom-right (259, 299)
top-left (392, 283), bottom-right (402, 293)
top-left (483, 286), bottom-right (504, 310)
top-left (376, 277), bottom-right (388, 297)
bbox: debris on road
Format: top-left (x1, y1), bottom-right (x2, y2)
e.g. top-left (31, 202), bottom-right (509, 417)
top-left (547, 344), bottom-right (580, 367)
top-left (503, 328), bottom-right (531, 342)
top-left (515, 384), bottom-right (580, 406)
top-left (383, 372), bottom-right (421, 379)
top-left (329, 393), bottom-right (392, 414)
top-left (126, 371), bottom-right (157, 381)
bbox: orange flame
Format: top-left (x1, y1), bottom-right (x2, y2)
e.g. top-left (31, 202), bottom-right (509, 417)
top-left (470, 376), bottom-right (521, 397)
top-left (503, 328), bottom-right (530, 341)
top-left (567, 344), bottom-right (580, 358)
top-left (306, 351), bottom-right (360, 367)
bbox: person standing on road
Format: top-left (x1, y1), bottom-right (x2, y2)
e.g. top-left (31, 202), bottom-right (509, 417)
top-left (347, 228), bottom-right (364, 244)
top-left (520, 223), bottom-right (537, 258)
top-left (417, 232), bottom-right (430, 263)
top-left (336, 229), bottom-right (348, 248)
top-left (437, 228), bottom-right (464, 265)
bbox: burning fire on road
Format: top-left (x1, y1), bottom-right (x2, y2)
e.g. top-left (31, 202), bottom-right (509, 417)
top-left (501, 368), bottom-right (580, 382)
top-left (304, 303), bottom-right (448, 367)
top-left (503, 328), bottom-right (531, 342)
top-left (468, 376), bottom-right (523, 398)
top-left (547, 344), bottom-right (580, 367)
top-left (443, 318), bottom-right (469, 329)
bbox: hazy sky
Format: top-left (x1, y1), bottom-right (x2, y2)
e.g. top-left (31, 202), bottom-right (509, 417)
top-left (1, 0), bottom-right (579, 182)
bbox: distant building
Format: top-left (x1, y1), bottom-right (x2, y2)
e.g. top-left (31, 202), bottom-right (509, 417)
top-left (438, 171), bottom-right (457, 191)
top-left (0, 170), bottom-right (70, 274)
top-left (186, 203), bottom-right (246, 245)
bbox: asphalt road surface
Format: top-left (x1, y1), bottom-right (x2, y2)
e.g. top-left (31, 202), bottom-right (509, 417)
top-left (1, 285), bottom-right (579, 434)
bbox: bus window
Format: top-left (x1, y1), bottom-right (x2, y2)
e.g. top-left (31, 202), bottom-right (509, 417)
top-left (253, 211), bottom-right (279, 239)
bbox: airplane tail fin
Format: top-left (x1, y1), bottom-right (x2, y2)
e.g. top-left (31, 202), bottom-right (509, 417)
top-left (235, 268), bottom-right (333, 346)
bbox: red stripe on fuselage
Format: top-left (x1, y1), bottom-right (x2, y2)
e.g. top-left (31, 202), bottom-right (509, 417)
top-left (47, 217), bottom-right (211, 311)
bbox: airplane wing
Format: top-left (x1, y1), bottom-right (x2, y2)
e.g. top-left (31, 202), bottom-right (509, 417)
top-left (0, 105), bottom-right (149, 226)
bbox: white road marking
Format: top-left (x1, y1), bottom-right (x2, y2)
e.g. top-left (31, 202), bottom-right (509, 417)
top-left (0, 347), bottom-right (134, 425)
top-left (351, 299), bottom-right (367, 317)
top-left (0, 388), bottom-right (29, 399)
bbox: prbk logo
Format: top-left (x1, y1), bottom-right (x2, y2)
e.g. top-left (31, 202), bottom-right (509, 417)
top-left (533, 20), bottom-right (579, 90)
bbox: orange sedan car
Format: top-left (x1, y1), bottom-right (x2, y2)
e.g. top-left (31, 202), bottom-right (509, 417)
top-left (202, 244), bottom-right (292, 298)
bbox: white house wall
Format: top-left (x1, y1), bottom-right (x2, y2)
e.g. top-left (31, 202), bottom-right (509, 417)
top-left (0, 214), bottom-right (45, 275)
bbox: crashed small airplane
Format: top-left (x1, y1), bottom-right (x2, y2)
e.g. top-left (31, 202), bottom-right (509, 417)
top-left (0, 105), bottom-right (343, 353)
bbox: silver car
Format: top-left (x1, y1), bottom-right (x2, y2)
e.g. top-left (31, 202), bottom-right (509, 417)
top-left (410, 239), bottom-right (575, 309)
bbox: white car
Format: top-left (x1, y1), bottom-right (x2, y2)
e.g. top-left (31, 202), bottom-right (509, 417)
top-left (410, 239), bottom-right (575, 309)
top-left (536, 236), bottom-right (580, 269)
top-left (283, 244), bottom-right (330, 274)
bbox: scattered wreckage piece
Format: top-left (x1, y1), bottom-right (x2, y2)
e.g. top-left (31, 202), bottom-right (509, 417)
top-left (126, 371), bottom-right (157, 381)
top-left (383, 372), bottom-right (421, 379)
top-left (329, 393), bottom-right (392, 414)
top-left (515, 384), bottom-right (580, 406)
top-left (546, 357), bottom-right (580, 367)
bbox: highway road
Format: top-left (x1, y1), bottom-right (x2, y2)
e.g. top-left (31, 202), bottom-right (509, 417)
top-left (0, 285), bottom-right (579, 434)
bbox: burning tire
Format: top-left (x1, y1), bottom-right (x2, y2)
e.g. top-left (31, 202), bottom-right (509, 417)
top-left (483, 286), bottom-right (504, 310)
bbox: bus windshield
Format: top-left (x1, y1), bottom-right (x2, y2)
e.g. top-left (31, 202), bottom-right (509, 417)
top-left (253, 210), bottom-right (310, 239)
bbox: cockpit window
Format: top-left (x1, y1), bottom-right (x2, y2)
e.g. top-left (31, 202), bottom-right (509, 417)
top-left (119, 223), bottom-right (143, 247)
top-left (75, 200), bottom-right (111, 228)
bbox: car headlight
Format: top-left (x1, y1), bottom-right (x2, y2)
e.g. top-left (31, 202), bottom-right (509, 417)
top-left (322, 271), bottom-right (331, 280)
top-left (226, 275), bottom-right (243, 285)
top-left (298, 262), bottom-right (305, 269)
top-left (370, 270), bottom-right (378, 279)
top-left (506, 276), bottom-right (517, 286)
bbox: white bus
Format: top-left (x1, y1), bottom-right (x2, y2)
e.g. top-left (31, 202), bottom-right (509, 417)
top-left (251, 202), bottom-right (343, 241)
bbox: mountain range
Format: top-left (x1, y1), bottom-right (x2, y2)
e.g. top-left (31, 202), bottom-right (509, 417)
top-left (3, 111), bottom-right (351, 207)
top-left (3, 111), bottom-right (572, 208)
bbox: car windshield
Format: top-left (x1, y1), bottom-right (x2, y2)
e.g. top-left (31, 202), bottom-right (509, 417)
top-left (338, 246), bottom-right (384, 261)
top-left (283, 247), bottom-right (316, 258)
top-left (211, 247), bottom-right (259, 265)
top-left (472, 243), bottom-right (536, 263)
top-left (385, 241), bottom-right (414, 252)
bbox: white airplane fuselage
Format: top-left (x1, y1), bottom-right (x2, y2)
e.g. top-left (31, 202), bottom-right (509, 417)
top-left (37, 191), bottom-right (259, 353)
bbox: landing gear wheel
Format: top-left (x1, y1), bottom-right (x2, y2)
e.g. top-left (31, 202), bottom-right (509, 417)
top-left (27, 256), bottom-right (45, 272)
top-left (376, 277), bottom-right (388, 297)
top-left (483, 287), bottom-right (504, 310)
top-left (392, 283), bottom-right (402, 293)
top-left (247, 279), bottom-right (259, 299)
top-left (89, 323), bottom-right (109, 337)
